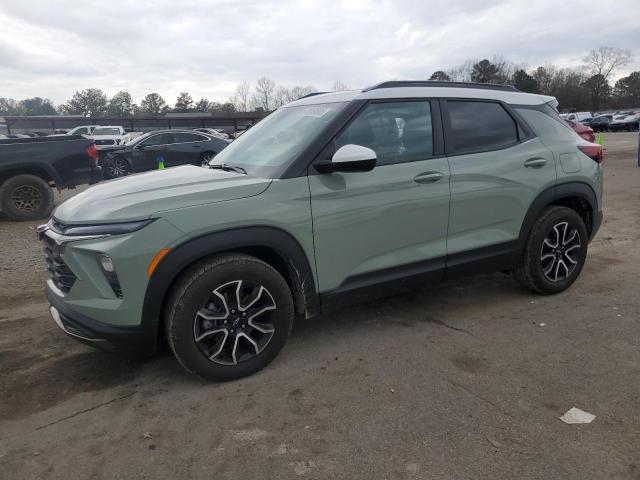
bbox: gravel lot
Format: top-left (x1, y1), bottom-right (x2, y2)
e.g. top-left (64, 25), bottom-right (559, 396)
top-left (1, 133), bottom-right (639, 479)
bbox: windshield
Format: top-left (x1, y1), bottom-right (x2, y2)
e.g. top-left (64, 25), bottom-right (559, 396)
top-left (93, 127), bottom-right (121, 135)
top-left (210, 102), bottom-right (347, 177)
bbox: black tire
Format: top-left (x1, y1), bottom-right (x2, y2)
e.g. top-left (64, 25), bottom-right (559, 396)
top-left (0, 174), bottom-right (54, 221)
top-left (200, 151), bottom-right (216, 165)
top-left (514, 206), bottom-right (588, 294)
top-left (102, 156), bottom-right (130, 179)
top-left (164, 253), bottom-right (294, 381)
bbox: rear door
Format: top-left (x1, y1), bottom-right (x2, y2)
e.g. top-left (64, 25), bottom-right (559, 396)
top-left (442, 99), bottom-right (556, 272)
top-left (308, 99), bottom-right (451, 296)
top-left (169, 132), bottom-right (209, 166)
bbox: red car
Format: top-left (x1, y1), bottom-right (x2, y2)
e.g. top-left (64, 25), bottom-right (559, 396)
top-left (566, 120), bottom-right (596, 143)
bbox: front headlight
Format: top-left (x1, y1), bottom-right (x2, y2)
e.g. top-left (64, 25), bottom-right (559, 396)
top-left (59, 219), bottom-right (155, 236)
top-left (96, 253), bottom-right (123, 298)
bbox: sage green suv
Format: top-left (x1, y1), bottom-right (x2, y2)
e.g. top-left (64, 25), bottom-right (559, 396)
top-left (40, 81), bottom-right (603, 381)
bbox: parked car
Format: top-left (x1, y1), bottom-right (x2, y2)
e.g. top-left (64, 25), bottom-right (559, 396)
top-left (193, 128), bottom-right (230, 139)
top-left (562, 112), bottom-right (592, 123)
top-left (609, 112), bottom-right (640, 132)
top-left (91, 126), bottom-right (131, 147)
top-left (40, 81), bottom-right (603, 381)
top-left (586, 115), bottom-right (611, 132)
top-left (101, 129), bottom-right (230, 178)
top-left (6, 134), bottom-right (32, 139)
top-left (0, 136), bottom-right (100, 221)
top-left (565, 120), bottom-right (596, 143)
top-left (50, 125), bottom-right (100, 137)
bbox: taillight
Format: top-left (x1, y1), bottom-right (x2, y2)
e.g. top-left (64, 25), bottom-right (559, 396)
top-left (86, 144), bottom-right (98, 166)
top-left (578, 144), bottom-right (603, 164)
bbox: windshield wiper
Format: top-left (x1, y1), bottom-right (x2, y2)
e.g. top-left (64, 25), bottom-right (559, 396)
top-left (208, 163), bottom-right (247, 175)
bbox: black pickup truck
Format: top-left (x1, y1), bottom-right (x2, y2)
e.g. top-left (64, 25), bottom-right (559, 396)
top-left (0, 136), bottom-right (101, 221)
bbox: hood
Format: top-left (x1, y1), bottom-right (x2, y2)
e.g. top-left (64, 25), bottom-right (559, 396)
top-left (54, 165), bottom-right (271, 223)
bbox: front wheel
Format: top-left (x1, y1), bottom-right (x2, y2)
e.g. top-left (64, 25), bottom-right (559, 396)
top-left (513, 206), bottom-right (588, 294)
top-left (164, 253), bottom-right (294, 381)
top-left (0, 174), bottom-right (54, 221)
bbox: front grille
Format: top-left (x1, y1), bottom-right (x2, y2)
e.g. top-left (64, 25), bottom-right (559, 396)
top-left (94, 139), bottom-right (115, 145)
top-left (43, 240), bottom-right (76, 294)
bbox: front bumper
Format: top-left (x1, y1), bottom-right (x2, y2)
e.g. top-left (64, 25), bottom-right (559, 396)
top-left (46, 285), bottom-right (156, 355)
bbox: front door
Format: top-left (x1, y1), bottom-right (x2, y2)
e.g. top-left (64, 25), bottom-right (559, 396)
top-left (132, 132), bottom-right (173, 170)
top-left (308, 100), bottom-right (451, 296)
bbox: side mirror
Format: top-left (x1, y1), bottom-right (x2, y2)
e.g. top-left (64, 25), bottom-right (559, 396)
top-left (134, 144), bottom-right (145, 150)
top-left (315, 144), bottom-right (377, 174)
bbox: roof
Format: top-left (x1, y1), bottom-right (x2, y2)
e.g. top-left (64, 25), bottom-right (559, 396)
top-left (288, 82), bottom-right (556, 107)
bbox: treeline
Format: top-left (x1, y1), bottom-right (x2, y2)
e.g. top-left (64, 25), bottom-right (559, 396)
top-left (1, 46), bottom-right (637, 117)
top-left (0, 77), bottom-right (320, 117)
top-left (429, 46), bottom-right (638, 112)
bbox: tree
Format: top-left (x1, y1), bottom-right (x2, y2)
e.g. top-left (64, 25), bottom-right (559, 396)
top-left (583, 46), bottom-right (633, 82)
top-left (332, 80), bottom-right (349, 91)
top-left (512, 70), bottom-right (538, 93)
top-left (613, 71), bottom-right (640, 106)
top-left (194, 98), bottom-right (211, 112)
top-left (429, 71), bottom-right (451, 81)
top-left (61, 88), bottom-right (108, 116)
top-left (0, 98), bottom-right (20, 115)
top-left (583, 74), bottom-right (611, 111)
top-left (107, 91), bottom-right (135, 116)
top-left (470, 59), bottom-right (500, 83)
top-left (139, 93), bottom-right (168, 115)
top-left (233, 81), bottom-right (251, 112)
top-left (219, 102), bottom-right (236, 114)
top-left (532, 65), bottom-right (557, 94)
top-left (174, 92), bottom-right (194, 112)
top-left (253, 76), bottom-right (276, 111)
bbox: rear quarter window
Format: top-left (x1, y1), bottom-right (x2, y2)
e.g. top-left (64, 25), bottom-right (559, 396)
top-left (516, 108), bottom-right (577, 142)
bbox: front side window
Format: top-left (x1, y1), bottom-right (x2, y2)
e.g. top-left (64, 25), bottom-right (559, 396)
top-left (335, 101), bottom-right (433, 166)
top-left (446, 101), bottom-right (518, 154)
top-left (140, 133), bottom-right (172, 146)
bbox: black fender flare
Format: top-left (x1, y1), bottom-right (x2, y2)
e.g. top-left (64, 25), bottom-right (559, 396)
top-left (140, 226), bottom-right (320, 350)
top-left (517, 181), bottom-right (598, 251)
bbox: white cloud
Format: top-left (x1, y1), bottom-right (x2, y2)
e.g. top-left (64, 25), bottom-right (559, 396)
top-left (0, 0), bottom-right (638, 104)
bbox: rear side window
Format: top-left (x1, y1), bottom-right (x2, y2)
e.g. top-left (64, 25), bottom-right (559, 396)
top-left (446, 101), bottom-right (518, 154)
top-left (335, 101), bottom-right (433, 166)
top-left (173, 132), bottom-right (206, 143)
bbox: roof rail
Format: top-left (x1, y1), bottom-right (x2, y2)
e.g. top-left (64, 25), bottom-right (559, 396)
top-left (299, 92), bottom-right (329, 99)
top-left (362, 81), bottom-right (520, 93)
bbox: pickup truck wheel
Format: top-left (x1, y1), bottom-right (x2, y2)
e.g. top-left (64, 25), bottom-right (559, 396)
top-left (0, 174), bottom-right (54, 221)
top-left (103, 156), bottom-right (130, 179)
top-left (165, 253), bottom-right (294, 381)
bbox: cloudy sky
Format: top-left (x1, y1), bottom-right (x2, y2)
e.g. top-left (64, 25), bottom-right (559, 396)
top-left (1, 0), bottom-right (639, 105)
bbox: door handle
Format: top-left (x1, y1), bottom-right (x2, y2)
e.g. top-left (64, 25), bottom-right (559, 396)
top-left (414, 171), bottom-right (444, 184)
top-left (524, 157), bottom-right (547, 168)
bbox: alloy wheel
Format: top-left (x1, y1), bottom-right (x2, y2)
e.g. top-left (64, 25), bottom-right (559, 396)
top-left (540, 221), bottom-right (582, 282)
top-left (11, 185), bottom-right (42, 211)
top-left (106, 158), bottom-right (128, 177)
top-left (193, 280), bottom-right (277, 365)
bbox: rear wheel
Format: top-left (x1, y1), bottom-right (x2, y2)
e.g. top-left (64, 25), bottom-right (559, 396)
top-left (0, 174), bottom-right (54, 221)
top-left (103, 156), bottom-right (130, 178)
top-left (165, 253), bottom-right (294, 381)
top-left (514, 206), bottom-right (588, 294)
top-left (200, 151), bottom-right (216, 165)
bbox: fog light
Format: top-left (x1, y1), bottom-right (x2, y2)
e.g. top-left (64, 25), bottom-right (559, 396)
top-left (98, 253), bottom-right (115, 272)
